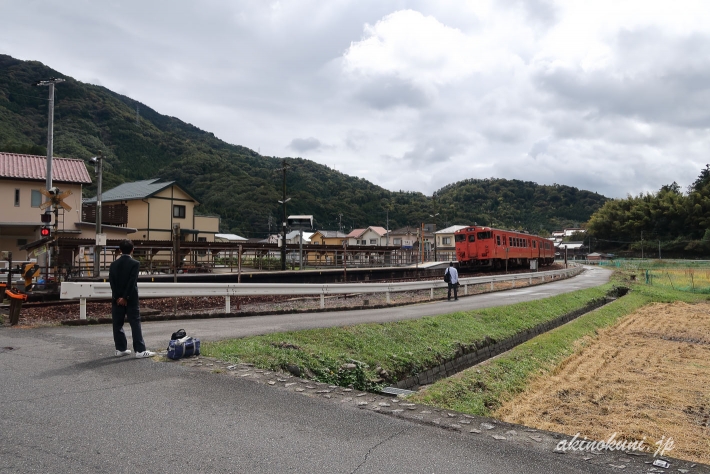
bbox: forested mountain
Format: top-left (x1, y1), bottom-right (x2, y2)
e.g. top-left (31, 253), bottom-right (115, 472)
top-left (0, 54), bottom-right (606, 237)
top-left (587, 166), bottom-right (710, 255)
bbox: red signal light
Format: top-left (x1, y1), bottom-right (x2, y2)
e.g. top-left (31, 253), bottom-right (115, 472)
top-left (40, 226), bottom-right (51, 237)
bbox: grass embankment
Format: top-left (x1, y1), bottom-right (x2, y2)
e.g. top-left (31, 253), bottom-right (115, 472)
top-left (408, 275), bottom-right (708, 416)
top-left (204, 283), bottom-right (614, 391)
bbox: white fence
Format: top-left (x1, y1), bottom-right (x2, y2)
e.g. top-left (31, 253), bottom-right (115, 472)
top-left (60, 266), bottom-right (583, 319)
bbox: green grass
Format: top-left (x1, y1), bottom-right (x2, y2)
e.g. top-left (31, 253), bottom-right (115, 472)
top-left (204, 283), bottom-right (616, 390)
top-left (408, 273), bottom-right (708, 416)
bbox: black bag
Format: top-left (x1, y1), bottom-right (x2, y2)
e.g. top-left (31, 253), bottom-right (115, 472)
top-left (171, 328), bottom-right (187, 340)
top-left (444, 269), bottom-right (451, 283)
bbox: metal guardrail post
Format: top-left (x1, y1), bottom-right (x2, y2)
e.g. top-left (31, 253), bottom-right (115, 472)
top-left (80, 297), bottom-right (87, 319)
top-left (386, 291), bottom-right (390, 304)
top-left (320, 293), bottom-right (324, 309)
top-left (225, 295), bottom-right (230, 313)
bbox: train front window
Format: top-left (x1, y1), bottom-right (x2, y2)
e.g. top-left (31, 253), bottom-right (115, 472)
top-left (477, 231), bottom-right (492, 240)
top-left (468, 235), bottom-right (476, 242)
top-left (455, 234), bottom-right (467, 243)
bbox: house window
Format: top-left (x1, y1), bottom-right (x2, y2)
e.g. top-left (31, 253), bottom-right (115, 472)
top-left (17, 238), bottom-right (27, 246)
top-left (369, 239), bottom-right (376, 245)
top-left (442, 237), bottom-right (451, 245)
top-left (14, 189), bottom-right (20, 207)
top-left (31, 190), bottom-right (42, 208)
top-left (393, 238), bottom-right (402, 245)
top-left (173, 205), bottom-right (186, 218)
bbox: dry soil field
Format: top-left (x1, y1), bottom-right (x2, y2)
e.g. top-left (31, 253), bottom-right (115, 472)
top-left (496, 301), bottom-right (710, 464)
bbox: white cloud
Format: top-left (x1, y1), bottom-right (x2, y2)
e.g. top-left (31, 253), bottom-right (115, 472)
top-left (2, 0), bottom-right (710, 199)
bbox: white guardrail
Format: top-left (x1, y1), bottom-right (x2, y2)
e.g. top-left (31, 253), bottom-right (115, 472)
top-left (60, 266), bottom-right (583, 319)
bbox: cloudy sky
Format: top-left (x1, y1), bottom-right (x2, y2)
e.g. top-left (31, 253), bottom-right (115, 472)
top-left (2, 0), bottom-right (710, 198)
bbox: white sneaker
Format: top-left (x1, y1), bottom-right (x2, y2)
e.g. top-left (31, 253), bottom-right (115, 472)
top-left (135, 350), bottom-right (156, 358)
top-left (115, 349), bottom-right (131, 357)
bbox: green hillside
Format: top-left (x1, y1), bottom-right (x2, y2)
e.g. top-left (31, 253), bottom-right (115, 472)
top-left (586, 167), bottom-right (710, 256)
top-left (0, 54), bottom-right (607, 237)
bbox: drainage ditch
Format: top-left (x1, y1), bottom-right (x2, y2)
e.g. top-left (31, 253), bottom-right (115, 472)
top-left (385, 286), bottom-right (630, 394)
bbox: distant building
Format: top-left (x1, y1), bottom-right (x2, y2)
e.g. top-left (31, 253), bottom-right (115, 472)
top-left (587, 252), bottom-right (612, 261)
top-left (346, 226), bottom-right (388, 246)
top-left (0, 152), bottom-right (134, 261)
top-left (563, 228), bottom-right (586, 237)
top-left (215, 233), bottom-right (247, 242)
top-left (434, 225), bottom-right (468, 261)
top-left (84, 178), bottom-right (219, 242)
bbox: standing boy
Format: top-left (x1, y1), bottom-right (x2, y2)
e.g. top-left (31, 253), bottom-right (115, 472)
top-left (109, 239), bottom-right (155, 358)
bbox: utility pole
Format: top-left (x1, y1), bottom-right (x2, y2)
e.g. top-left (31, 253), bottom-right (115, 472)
top-left (91, 152), bottom-right (104, 277)
top-left (658, 240), bottom-right (661, 260)
top-left (34, 78), bottom-right (64, 192)
top-left (386, 209), bottom-right (389, 246)
top-left (34, 78), bottom-right (64, 280)
top-left (641, 231), bottom-right (644, 260)
top-left (278, 159), bottom-right (290, 271)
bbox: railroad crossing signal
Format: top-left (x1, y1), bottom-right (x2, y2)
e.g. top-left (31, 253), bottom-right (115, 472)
top-left (40, 226), bottom-right (51, 237)
top-left (39, 187), bottom-right (73, 211)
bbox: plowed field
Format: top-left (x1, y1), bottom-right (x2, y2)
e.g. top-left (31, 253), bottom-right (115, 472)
top-left (496, 301), bottom-right (710, 464)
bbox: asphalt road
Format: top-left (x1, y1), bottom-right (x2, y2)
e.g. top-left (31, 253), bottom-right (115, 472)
top-left (3, 266), bottom-right (690, 473)
top-left (56, 265), bottom-right (613, 348)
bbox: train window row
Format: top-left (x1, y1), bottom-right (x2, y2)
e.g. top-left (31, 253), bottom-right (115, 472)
top-left (455, 232), bottom-right (553, 251)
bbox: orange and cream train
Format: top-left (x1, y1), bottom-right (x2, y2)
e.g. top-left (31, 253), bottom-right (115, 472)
top-left (454, 226), bottom-right (555, 269)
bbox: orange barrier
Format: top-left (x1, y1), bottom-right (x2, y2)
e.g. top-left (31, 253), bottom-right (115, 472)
top-left (5, 289), bottom-right (27, 325)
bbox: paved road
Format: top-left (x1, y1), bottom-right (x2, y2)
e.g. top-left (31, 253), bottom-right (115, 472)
top-left (3, 266), bottom-right (689, 473)
top-left (57, 265), bottom-right (613, 348)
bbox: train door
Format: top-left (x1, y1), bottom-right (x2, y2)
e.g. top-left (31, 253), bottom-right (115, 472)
top-left (467, 232), bottom-right (477, 259)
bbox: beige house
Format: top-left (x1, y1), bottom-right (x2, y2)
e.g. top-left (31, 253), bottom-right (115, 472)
top-left (0, 152), bottom-right (134, 262)
top-left (84, 179), bottom-right (219, 242)
top-left (434, 225), bottom-right (468, 261)
top-left (345, 226), bottom-right (388, 246)
top-left (308, 230), bottom-right (347, 265)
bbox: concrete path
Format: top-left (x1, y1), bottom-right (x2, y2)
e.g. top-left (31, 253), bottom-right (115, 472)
top-left (55, 265), bottom-right (613, 349)
top-left (4, 266), bottom-right (698, 473)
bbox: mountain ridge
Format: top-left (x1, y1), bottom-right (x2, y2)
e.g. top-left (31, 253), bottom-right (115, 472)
top-left (0, 54), bottom-right (607, 236)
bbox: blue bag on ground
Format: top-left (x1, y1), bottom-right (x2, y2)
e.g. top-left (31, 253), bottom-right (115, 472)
top-left (167, 334), bottom-right (201, 360)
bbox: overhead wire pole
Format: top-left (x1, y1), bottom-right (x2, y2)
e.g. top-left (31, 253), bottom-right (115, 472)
top-left (279, 159), bottom-right (289, 271)
top-left (34, 77), bottom-right (65, 282)
top-left (91, 152), bottom-right (104, 277)
top-left (34, 78), bottom-right (64, 192)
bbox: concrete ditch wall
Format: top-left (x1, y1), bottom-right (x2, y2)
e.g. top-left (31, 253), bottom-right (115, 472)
top-left (393, 288), bottom-right (628, 390)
